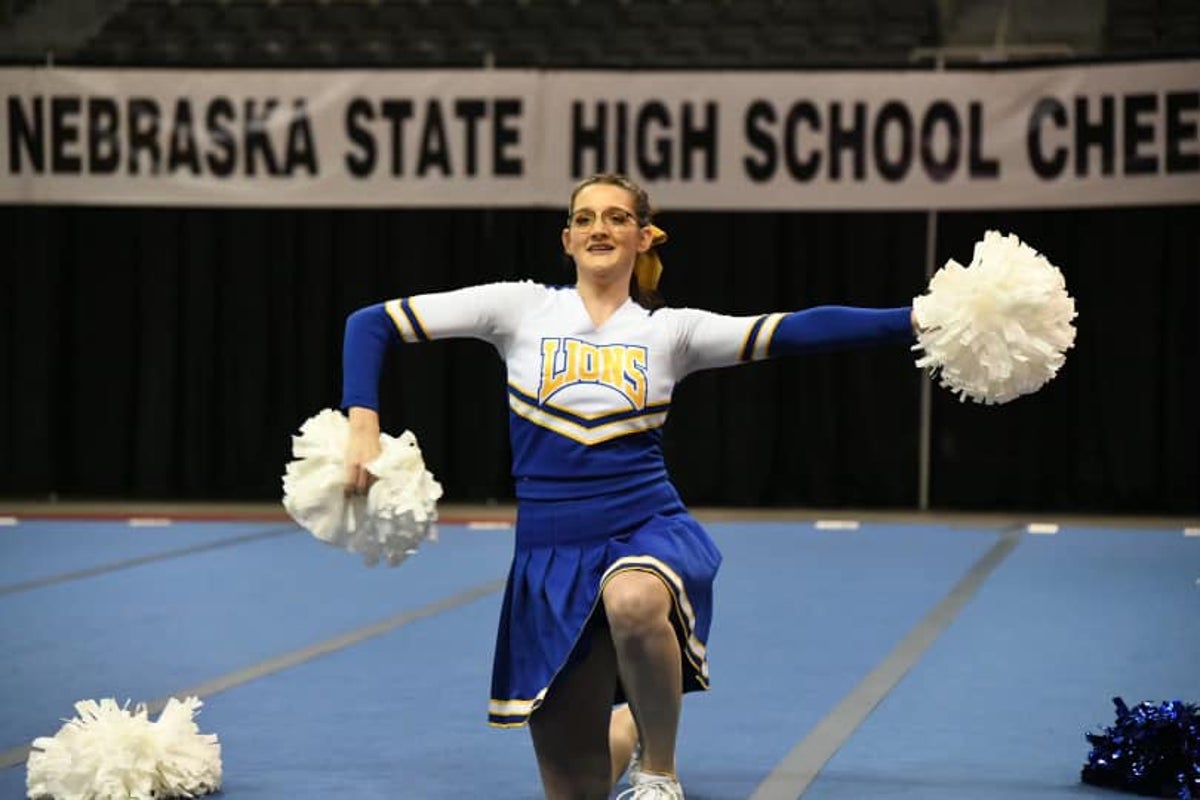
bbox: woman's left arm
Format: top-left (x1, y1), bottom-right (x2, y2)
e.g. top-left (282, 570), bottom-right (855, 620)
top-left (668, 304), bottom-right (916, 377)
top-left (766, 306), bottom-right (915, 357)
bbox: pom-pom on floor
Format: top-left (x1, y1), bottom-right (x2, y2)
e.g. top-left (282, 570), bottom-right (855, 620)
top-left (0, 508), bottom-right (1196, 799)
top-left (1082, 698), bottom-right (1199, 798)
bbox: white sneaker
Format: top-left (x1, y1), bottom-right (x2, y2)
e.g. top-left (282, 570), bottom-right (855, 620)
top-left (627, 742), bottom-right (646, 786)
top-left (615, 773), bottom-right (684, 799)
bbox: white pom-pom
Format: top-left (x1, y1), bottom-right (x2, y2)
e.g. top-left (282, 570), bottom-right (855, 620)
top-left (147, 698), bottom-right (222, 798)
top-left (26, 697), bottom-right (221, 800)
top-left (367, 430), bottom-right (445, 566)
top-left (912, 230), bottom-right (1077, 404)
top-left (281, 409), bottom-right (443, 567)
top-left (281, 409), bottom-right (372, 546)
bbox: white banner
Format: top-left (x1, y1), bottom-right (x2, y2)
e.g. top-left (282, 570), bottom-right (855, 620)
top-left (1, 61), bottom-right (1197, 209)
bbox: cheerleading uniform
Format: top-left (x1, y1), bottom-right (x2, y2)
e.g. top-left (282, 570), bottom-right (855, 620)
top-left (342, 281), bottom-right (913, 727)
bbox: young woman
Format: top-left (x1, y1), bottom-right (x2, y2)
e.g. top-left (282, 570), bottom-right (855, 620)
top-left (341, 174), bottom-right (916, 799)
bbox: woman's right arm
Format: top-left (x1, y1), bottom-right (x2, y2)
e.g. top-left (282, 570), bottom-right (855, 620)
top-left (345, 407), bottom-right (382, 495)
top-left (338, 282), bottom-right (547, 495)
top-left (342, 304), bottom-right (398, 495)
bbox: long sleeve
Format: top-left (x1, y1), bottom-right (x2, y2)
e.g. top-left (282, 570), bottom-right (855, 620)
top-left (342, 303), bottom-right (401, 411)
top-left (766, 306), bottom-right (914, 356)
top-left (665, 304), bottom-right (914, 377)
top-left (341, 281), bottom-right (549, 410)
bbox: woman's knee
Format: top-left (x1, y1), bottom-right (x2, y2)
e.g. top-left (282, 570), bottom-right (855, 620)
top-left (602, 571), bottom-right (673, 638)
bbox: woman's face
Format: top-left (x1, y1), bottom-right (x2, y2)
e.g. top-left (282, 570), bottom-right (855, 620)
top-left (562, 183), bottom-right (653, 286)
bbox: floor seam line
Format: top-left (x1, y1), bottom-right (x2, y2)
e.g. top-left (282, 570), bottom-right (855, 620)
top-left (749, 525), bottom-right (1024, 800)
top-left (0, 577), bottom-right (507, 770)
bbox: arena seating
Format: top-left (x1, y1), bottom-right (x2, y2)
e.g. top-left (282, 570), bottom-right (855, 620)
top-left (1104, 0), bottom-right (1199, 56)
top-left (70, 0), bottom-right (940, 69)
top-left (0, 0), bottom-right (37, 24)
top-left (1, 0), bottom-right (1197, 68)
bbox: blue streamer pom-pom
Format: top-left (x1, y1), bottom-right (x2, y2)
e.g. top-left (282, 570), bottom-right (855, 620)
top-left (1081, 697), bottom-right (1200, 799)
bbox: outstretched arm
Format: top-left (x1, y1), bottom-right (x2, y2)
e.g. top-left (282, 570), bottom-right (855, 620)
top-left (670, 304), bottom-right (916, 376)
top-left (766, 306), bottom-right (915, 357)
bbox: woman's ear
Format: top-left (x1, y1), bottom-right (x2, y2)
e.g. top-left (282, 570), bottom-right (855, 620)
top-left (638, 225), bottom-right (654, 253)
top-left (561, 227), bottom-right (572, 255)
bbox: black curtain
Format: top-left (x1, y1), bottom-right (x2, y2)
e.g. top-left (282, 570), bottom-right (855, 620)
top-left (932, 207), bottom-right (1200, 514)
top-left (3, 204), bottom-right (1196, 513)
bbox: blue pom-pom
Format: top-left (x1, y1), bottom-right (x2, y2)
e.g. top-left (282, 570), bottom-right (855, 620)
top-left (1081, 697), bottom-right (1200, 799)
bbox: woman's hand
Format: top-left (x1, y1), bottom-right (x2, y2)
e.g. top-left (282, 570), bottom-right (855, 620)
top-left (345, 407), bottom-right (383, 496)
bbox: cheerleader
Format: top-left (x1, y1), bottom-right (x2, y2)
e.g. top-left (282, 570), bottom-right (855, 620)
top-left (341, 174), bottom-right (918, 799)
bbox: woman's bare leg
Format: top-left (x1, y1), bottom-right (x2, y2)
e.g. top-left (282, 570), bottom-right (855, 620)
top-left (602, 571), bottom-right (682, 779)
top-left (529, 626), bottom-right (618, 800)
top-left (609, 703), bottom-right (639, 785)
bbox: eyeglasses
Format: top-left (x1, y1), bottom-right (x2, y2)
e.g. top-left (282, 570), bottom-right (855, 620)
top-left (568, 207), bottom-right (640, 230)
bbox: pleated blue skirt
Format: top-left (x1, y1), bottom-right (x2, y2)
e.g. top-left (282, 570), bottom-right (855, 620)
top-left (487, 479), bottom-right (722, 727)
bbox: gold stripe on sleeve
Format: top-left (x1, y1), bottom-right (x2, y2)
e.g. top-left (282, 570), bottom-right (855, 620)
top-left (756, 313), bottom-right (786, 360)
top-left (384, 299), bottom-right (415, 343)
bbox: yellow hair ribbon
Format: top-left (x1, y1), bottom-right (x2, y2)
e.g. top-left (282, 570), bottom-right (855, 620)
top-left (634, 224), bottom-right (668, 292)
